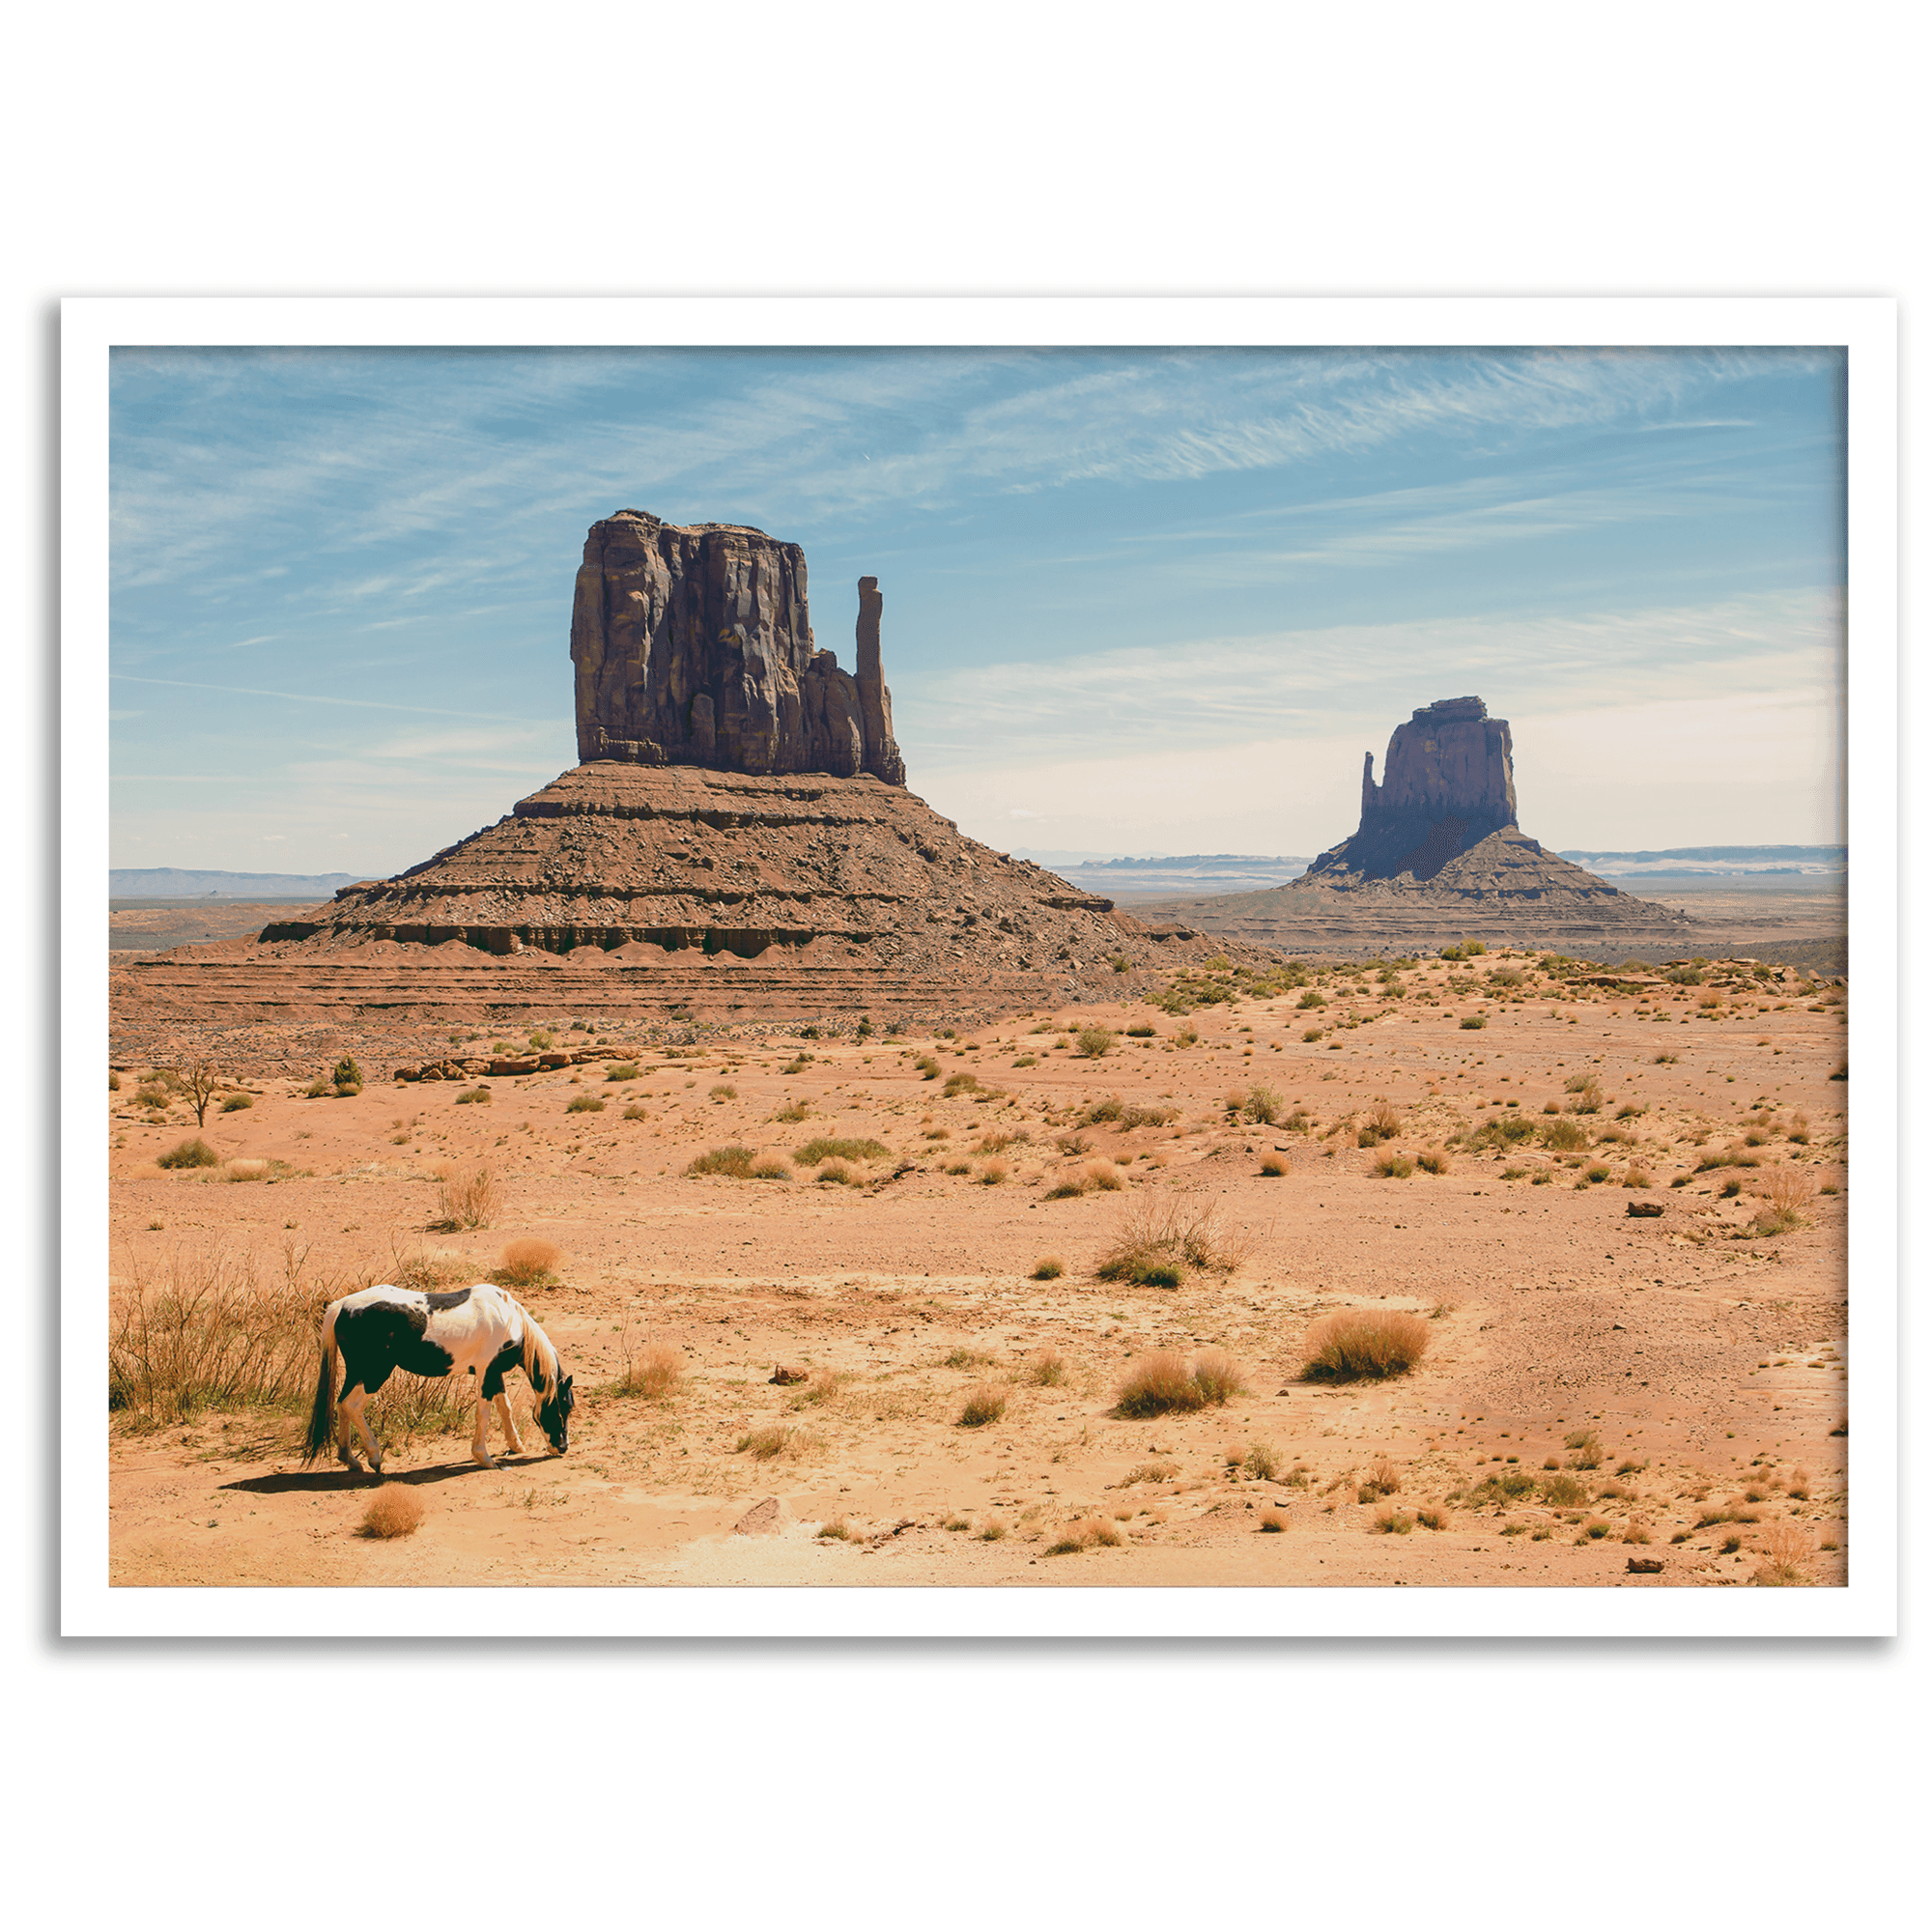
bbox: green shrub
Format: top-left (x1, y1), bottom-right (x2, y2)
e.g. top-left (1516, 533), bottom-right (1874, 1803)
top-left (220, 1094), bottom-right (253, 1113)
top-left (1539, 1472), bottom-right (1589, 1507)
top-left (566, 1094), bottom-right (605, 1114)
top-left (606, 1063), bottom-right (640, 1081)
top-left (687, 1145), bottom-right (754, 1179)
top-left (957, 1384), bottom-right (1008, 1428)
top-left (332, 1056), bottom-right (362, 1092)
top-left (1114, 1350), bottom-right (1243, 1418)
top-left (795, 1136), bottom-right (889, 1164)
top-left (156, 1137), bottom-right (220, 1170)
top-left (1075, 1026), bottom-right (1116, 1059)
top-left (1541, 1118), bottom-right (1589, 1151)
top-left (1460, 1015), bottom-right (1487, 1030)
top-left (455, 1086), bottom-right (492, 1104)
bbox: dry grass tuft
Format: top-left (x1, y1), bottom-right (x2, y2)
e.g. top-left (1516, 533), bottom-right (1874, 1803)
top-left (1752, 1522), bottom-right (1814, 1586)
top-left (156, 1137), bottom-right (220, 1170)
top-left (1113, 1349), bottom-right (1245, 1418)
top-left (1259, 1151), bottom-right (1289, 1178)
top-left (1046, 1516), bottom-right (1123, 1554)
top-left (1750, 1166), bottom-right (1817, 1236)
top-left (108, 1241), bottom-right (326, 1426)
top-left (1030, 1256), bottom-right (1065, 1281)
top-left (358, 1485), bottom-right (425, 1540)
top-left (1299, 1309), bottom-right (1431, 1380)
top-left (1026, 1348), bottom-right (1067, 1386)
top-left (1095, 1193), bottom-right (1250, 1286)
top-left (434, 1164), bottom-right (499, 1231)
top-left (687, 1145), bottom-right (754, 1179)
top-left (736, 1425), bottom-right (793, 1460)
top-left (495, 1236), bottom-right (561, 1287)
top-left (612, 1327), bottom-right (682, 1400)
top-left (1373, 1503), bottom-right (1416, 1534)
top-left (957, 1382), bottom-right (1008, 1428)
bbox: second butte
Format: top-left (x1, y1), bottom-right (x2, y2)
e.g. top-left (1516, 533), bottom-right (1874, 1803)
top-left (1140, 696), bottom-right (1696, 960)
top-left (119, 513), bottom-right (1265, 1046)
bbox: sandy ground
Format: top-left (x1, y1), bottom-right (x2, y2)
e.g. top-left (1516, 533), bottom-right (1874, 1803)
top-left (105, 952), bottom-right (1850, 1589)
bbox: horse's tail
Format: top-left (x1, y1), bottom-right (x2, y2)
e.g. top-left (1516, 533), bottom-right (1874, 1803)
top-left (301, 1303), bottom-right (342, 1464)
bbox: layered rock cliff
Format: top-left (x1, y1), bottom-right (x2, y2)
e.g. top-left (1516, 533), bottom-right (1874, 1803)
top-left (1314, 695), bottom-right (1519, 882)
top-left (569, 510), bottom-right (905, 783)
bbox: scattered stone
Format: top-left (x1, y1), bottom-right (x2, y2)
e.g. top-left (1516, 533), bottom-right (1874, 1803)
top-left (1626, 1556), bottom-right (1665, 1574)
top-left (1627, 1201), bottom-right (1666, 1218)
top-left (769, 1366), bottom-right (809, 1385)
top-left (731, 1496), bottom-right (782, 1536)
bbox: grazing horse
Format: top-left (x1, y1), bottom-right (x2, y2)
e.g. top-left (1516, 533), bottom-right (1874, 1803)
top-left (303, 1282), bottom-right (574, 1475)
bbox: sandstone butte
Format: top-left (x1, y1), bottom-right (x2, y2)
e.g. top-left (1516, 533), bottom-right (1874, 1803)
top-left (1137, 696), bottom-right (1699, 960)
top-left (115, 511), bottom-right (1268, 1065)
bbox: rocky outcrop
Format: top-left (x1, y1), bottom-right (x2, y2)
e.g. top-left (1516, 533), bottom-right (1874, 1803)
top-left (1316, 696), bottom-right (1520, 882)
top-left (570, 510), bottom-right (905, 784)
top-left (1128, 695), bottom-right (1696, 958)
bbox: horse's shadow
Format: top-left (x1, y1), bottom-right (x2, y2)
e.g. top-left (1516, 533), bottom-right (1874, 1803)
top-left (222, 1454), bottom-right (553, 1496)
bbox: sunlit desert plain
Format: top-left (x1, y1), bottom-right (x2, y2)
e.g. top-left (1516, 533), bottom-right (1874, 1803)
top-left (106, 950), bottom-right (1849, 1588)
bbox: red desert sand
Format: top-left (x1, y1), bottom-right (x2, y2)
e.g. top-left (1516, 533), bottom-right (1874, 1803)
top-left (106, 951), bottom-right (1848, 1588)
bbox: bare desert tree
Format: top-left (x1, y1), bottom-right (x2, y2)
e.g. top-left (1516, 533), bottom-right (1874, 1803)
top-left (168, 1060), bottom-right (221, 1129)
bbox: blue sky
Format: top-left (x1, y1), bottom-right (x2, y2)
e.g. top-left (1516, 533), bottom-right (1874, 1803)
top-left (108, 345), bottom-right (1846, 874)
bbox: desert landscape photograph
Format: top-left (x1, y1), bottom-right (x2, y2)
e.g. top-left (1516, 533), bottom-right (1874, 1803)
top-left (92, 332), bottom-right (1860, 1605)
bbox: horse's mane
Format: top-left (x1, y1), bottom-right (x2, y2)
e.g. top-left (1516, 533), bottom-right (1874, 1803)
top-left (515, 1296), bottom-right (560, 1400)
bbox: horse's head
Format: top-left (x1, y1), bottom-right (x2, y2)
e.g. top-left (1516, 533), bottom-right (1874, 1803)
top-left (537, 1373), bottom-right (575, 1455)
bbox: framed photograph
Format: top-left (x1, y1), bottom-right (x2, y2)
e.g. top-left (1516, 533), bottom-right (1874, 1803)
top-left (63, 296), bottom-right (1896, 1635)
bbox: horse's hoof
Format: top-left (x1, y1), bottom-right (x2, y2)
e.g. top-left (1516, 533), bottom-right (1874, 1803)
top-left (472, 1454), bottom-right (497, 1469)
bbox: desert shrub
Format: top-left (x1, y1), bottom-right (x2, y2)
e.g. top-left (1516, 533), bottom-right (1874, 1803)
top-left (1358, 1457), bottom-right (1402, 1499)
top-left (957, 1383), bottom-right (1008, 1428)
top-left (1113, 1349), bottom-right (1243, 1418)
top-left (749, 1154), bottom-right (789, 1180)
top-left (1260, 1152), bottom-right (1288, 1178)
top-left (156, 1137), bottom-right (220, 1170)
top-left (1579, 1519), bottom-right (1613, 1541)
top-left (709, 1084), bottom-right (737, 1101)
top-left (108, 1242), bottom-right (325, 1425)
top-left (1084, 1160), bottom-right (1125, 1192)
top-left (434, 1165), bottom-right (499, 1230)
top-left (1372, 1151), bottom-right (1414, 1179)
top-left (1541, 1118), bottom-right (1589, 1151)
top-left (527, 1030), bottom-right (554, 1050)
top-left (1373, 1504), bottom-right (1416, 1534)
top-left (1416, 1149), bottom-right (1451, 1175)
top-left (916, 1055), bottom-right (941, 1079)
top-left (1539, 1472), bottom-right (1589, 1507)
top-left (1085, 1094), bottom-right (1126, 1124)
top-left (1358, 1098), bottom-right (1402, 1144)
top-left (1237, 1083), bottom-right (1282, 1124)
top-left (687, 1145), bottom-right (754, 1179)
top-left (495, 1236), bottom-right (561, 1288)
top-left (1299, 1309), bottom-right (1431, 1380)
top-left (455, 1085), bottom-right (492, 1104)
top-left (358, 1485), bottom-right (425, 1540)
top-left (943, 1072), bottom-right (980, 1096)
top-left (220, 1094), bottom-right (253, 1113)
top-left (1582, 1162), bottom-right (1612, 1183)
top-left (1189, 1348), bottom-right (1245, 1405)
top-left (1095, 1193), bottom-right (1246, 1285)
top-left (622, 1103), bottom-right (648, 1122)
top-left (611, 1333), bottom-right (681, 1400)
top-left (136, 1082), bottom-right (174, 1109)
top-left (1753, 1523), bottom-right (1813, 1586)
top-left (1415, 1505), bottom-right (1449, 1530)
top-left (332, 1056), bottom-right (363, 1093)
top-left (816, 1518), bottom-right (852, 1541)
top-left (1623, 1165), bottom-right (1652, 1188)
top-left (795, 1136), bottom-right (890, 1164)
top-left (1242, 1443), bottom-right (1280, 1482)
top-left (1031, 1256), bottom-right (1065, 1281)
top-left (976, 1159), bottom-right (1009, 1185)
top-left (816, 1158), bottom-right (864, 1187)
top-left (1046, 1517), bottom-right (1123, 1555)
top-left (1126, 1025), bottom-right (1156, 1038)
top-left (1464, 1469), bottom-right (1539, 1506)
top-left (736, 1425), bottom-right (792, 1460)
top-left (1470, 1113), bottom-right (1537, 1150)
top-left (1564, 1431), bottom-right (1604, 1467)
top-left (566, 1094), bottom-right (605, 1114)
top-left (1075, 1026), bottom-right (1117, 1059)
top-left (1027, 1349), bottom-right (1067, 1386)
top-left (605, 1063), bottom-right (640, 1081)
top-left (1751, 1167), bottom-right (1816, 1236)
top-left (1460, 1015), bottom-right (1487, 1030)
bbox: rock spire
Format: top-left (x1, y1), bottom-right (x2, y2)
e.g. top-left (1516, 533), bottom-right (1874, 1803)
top-left (569, 510), bottom-right (905, 784)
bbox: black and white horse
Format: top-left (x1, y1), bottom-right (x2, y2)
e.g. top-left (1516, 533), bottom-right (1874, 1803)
top-left (303, 1282), bottom-right (574, 1475)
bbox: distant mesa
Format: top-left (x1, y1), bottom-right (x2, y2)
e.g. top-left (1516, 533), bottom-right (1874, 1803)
top-left (572, 510), bottom-right (905, 785)
top-left (1129, 695), bottom-right (1697, 958)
